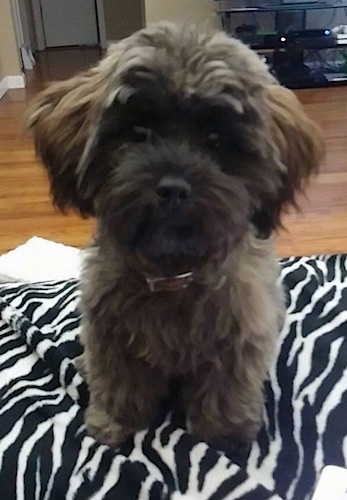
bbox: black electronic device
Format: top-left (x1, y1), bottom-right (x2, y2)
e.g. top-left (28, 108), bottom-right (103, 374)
top-left (278, 28), bottom-right (337, 48)
top-left (271, 1), bottom-right (330, 9)
top-left (249, 28), bottom-right (336, 50)
top-left (281, 0), bottom-right (318, 4)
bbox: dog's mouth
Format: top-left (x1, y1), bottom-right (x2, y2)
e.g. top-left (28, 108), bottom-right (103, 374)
top-left (131, 218), bottom-right (209, 282)
top-left (143, 227), bottom-right (207, 260)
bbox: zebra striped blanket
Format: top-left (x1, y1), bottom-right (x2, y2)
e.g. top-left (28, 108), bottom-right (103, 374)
top-left (0, 255), bottom-right (346, 499)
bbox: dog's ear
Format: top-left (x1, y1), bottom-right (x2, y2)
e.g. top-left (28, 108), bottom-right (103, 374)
top-left (265, 85), bottom-right (324, 198)
top-left (27, 68), bottom-right (111, 216)
top-left (254, 85), bottom-right (324, 237)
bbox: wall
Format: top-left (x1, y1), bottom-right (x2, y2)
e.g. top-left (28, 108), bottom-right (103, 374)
top-left (145, 0), bottom-right (220, 28)
top-left (104, 0), bottom-right (145, 40)
top-left (0, 0), bottom-right (22, 77)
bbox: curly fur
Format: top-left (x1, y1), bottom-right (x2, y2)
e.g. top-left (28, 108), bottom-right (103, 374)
top-left (28, 23), bottom-right (324, 448)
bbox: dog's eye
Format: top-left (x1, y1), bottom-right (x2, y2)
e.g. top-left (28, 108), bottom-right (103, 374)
top-left (131, 125), bottom-right (152, 142)
top-left (206, 132), bottom-right (222, 150)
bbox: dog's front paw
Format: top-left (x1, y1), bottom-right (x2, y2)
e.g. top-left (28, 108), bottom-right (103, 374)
top-left (227, 419), bottom-right (262, 449)
top-left (85, 405), bottom-right (131, 448)
top-left (192, 417), bottom-right (261, 452)
top-left (74, 354), bottom-right (86, 377)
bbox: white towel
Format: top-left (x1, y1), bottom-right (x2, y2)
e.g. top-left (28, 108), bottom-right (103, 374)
top-left (0, 237), bottom-right (82, 283)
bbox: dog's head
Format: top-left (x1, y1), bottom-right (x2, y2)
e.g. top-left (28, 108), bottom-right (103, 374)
top-left (28, 24), bottom-right (323, 281)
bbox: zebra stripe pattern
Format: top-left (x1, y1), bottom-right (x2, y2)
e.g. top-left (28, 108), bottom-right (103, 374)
top-left (0, 255), bottom-right (346, 499)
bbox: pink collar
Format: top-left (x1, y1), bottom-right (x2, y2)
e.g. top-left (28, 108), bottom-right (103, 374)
top-left (146, 272), bottom-right (227, 293)
top-left (146, 272), bottom-right (194, 292)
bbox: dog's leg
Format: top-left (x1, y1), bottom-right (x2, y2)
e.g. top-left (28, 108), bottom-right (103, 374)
top-left (85, 402), bottom-right (129, 447)
top-left (84, 354), bottom-right (167, 448)
top-left (184, 349), bottom-right (270, 449)
top-left (184, 251), bottom-right (284, 449)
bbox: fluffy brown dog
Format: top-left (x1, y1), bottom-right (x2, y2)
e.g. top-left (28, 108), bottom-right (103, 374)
top-left (28, 23), bottom-right (323, 449)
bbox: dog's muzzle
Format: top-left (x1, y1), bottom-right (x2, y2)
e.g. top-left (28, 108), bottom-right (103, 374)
top-left (132, 177), bottom-right (207, 266)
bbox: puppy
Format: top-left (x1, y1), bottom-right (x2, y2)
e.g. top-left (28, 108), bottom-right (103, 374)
top-left (28, 23), bottom-right (323, 449)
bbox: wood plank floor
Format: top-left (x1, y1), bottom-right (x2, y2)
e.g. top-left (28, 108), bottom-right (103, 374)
top-left (0, 48), bottom-right (347, 257)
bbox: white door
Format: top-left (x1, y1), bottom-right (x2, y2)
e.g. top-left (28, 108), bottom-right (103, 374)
top-left (40, 0), bottom-right (99, 47)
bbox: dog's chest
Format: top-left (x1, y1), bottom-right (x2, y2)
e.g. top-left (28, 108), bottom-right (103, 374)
top-left (121, 290), bottom-right (232, 375)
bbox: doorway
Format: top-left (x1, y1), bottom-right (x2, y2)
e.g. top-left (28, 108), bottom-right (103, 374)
top-left (39, 0), bottom-right (99, 48)
top-left (32, 0), bottom-right (106, 49)
top-left (31, 0), bottom-right (145, 51)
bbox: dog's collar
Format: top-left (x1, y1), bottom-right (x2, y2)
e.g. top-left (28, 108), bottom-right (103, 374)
top-left (146, 272), bottom-right (227, 293)
top-left (146, 272), bottom-right (194, 292)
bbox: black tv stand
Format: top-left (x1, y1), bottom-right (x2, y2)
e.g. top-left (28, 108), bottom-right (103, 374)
top-left (272, 48), bottom-right (325, 88)
top-left (215, 1), bottom-right (347, 88)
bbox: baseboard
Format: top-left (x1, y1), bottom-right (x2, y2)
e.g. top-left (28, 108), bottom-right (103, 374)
top-left (0, 74), bottom-right (26, 101)
top-left (7, 75), bottom-right (26, 89)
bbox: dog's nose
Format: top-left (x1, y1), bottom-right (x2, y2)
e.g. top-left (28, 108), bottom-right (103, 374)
top-left (157, 176), bottom-right (191, 205)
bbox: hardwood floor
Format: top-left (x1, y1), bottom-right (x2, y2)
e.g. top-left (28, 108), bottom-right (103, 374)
top-left (0, 49), bottom-right (100, 255)
top-left (276, 87), bottom-right (347, 256)
top-left (0, 48), bottom-right (347, 257)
